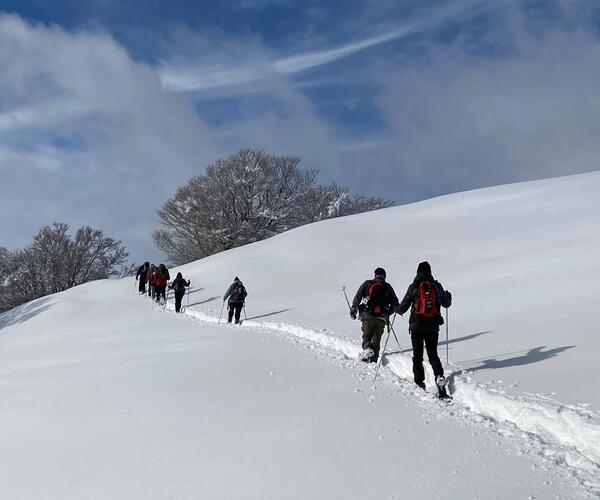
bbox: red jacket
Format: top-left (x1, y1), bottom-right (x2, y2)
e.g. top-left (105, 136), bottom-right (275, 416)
top-left (154, 269), bottom-right (170, 286)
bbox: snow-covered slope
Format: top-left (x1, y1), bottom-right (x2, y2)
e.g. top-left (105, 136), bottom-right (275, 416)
top-left (178, 170), bottom-right (600, 403)
top-left (1, 171), bottom-right (600, 498)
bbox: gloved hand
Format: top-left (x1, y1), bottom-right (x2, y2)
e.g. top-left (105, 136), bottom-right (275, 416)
top-left (445, 291), bottom-right (452, 302)
top-left (350, 307), bottom-right (357, 320)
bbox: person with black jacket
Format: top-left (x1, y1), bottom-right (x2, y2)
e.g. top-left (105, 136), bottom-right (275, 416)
top-left (350, 267), bottom-right (400, 363)
top-left (169, 272), bottom-right (191, 313)
top-left (223, 277), bottom-right (247, 324)
top-left (398, 261), bottom-right (452, 397)
top-left (136, 262), bottom-right (149, 294)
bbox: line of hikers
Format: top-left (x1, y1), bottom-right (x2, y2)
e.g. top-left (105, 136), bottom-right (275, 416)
top-left (135, 262), bottom-right (247, 322)
top-left (135, 260), bottom-right (451, 396)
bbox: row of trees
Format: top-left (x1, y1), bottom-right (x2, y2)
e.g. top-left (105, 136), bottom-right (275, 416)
top-left (153, 149), bottom-right (392, 265)
top-left (0, 223), bottom-right (128, 313)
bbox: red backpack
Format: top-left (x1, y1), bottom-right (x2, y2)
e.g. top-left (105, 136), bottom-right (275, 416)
top-left (412, 280), bottom-right (439, 318)
top-left (367, 279), bottom-right (388, 315)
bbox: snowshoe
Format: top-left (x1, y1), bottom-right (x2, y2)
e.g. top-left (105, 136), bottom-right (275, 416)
top-left (436, 376), bottom-right (452, 400)
top-left (359, 348), bottom-right (375, 363)
top-left (416, 382), bottom-right (426, 391)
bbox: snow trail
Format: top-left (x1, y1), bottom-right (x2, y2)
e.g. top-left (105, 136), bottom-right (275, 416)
top-left (170, 299), bottom-right (600, 494)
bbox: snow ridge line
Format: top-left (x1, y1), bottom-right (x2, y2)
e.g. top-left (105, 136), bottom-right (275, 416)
top-left (172, 303), bottom-right (600, 479)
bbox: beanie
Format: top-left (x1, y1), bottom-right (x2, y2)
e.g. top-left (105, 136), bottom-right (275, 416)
top-left (417, 261), bottom-right (431, 275)
top-left (374, 267), bottom-right (386, 278)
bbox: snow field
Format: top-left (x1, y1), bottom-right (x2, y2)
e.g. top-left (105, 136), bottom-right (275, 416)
top-left (0, 280), bottom-right (586, 499)
top-left (172, 296), bottom-right (600, 495)
top-left (3, 171), bottom-right (600, 498)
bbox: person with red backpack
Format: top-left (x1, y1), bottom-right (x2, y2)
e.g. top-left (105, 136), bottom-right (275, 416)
top-left (350, 267), bottom-right (400, 363)
top-left (223, 277), bottom-right (247, 324)
top-left (398, 261), bottom-right (452, 398)
top-left (154, 263), bottom-right (170, 304)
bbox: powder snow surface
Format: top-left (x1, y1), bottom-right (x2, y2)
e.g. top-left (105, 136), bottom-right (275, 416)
top-left (1, 172), bottom-right (600, 498)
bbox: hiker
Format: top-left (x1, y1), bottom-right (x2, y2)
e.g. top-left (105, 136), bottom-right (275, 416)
top-left (169, 272), bottom-right (191, 313)
top-left (223, 277), bottom-right (247, 324)
top-left (136, 261), bottom-right (149, 294)
top-left (350, 267), bottom-right (400, 363)
top-left (154, 263), bottom-right (170, 304)
top-left (147, 264), bottom-right (156, 299)
top-left (397, 261), bottom-right (452, 397)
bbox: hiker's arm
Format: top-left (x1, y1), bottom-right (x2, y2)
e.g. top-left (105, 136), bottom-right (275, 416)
top-left (397, 285), bottom-right (413, 315)
top-left (351, 281), bottom-right (367, 310)
top-left (437, 282), bottom-right (452, 308)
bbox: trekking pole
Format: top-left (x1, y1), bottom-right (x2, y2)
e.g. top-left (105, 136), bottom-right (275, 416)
top-left (389, 313), bottom-right (402, 352)
top-left (132, 279), bottom-right (137, 296)
top-left (243, 303), bottom-right (247, 322)
top-left (218, 301), bottom-right (226, 324)
top-left (341, 286), bottom-right (352, 311)
top-left (445, 308), bottom-right (449, 365)
top-left (373, 324), bottom-right (392, 382)
top-left (389, 323), bottom-right (402, 353)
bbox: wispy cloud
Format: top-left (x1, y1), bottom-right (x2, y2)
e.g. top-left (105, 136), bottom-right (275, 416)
top-left (160, 0), bottom-right (495, 93)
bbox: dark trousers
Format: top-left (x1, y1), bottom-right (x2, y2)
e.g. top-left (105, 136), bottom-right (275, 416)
top-left (361, 317), bottom-right (386, 360)
top-left (411, 330), bottom-right (443, 384)
top-left (155, 285), bottom-right (167, 302)
top-left (228, 303), bottom-right (243, 324)
top-left (174, 290), bottom-right (185, 312)
top-left (138, 279), bottom-right (146, 294)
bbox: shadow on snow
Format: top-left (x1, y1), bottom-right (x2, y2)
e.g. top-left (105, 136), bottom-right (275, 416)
top-left (0, 297), bottom-right (54, 331)
top-left (243, 308), bottom-right (293, 322)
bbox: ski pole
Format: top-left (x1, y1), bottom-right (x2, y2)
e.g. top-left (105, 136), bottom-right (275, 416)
top-left (341, 286), bottom-right (352, 311)
top-left (389, 323), bottom-right (402, 353)
top-left (132, 279), bottom-right (137, 296)
top-left (218, 301), bottom-right (225, 324)
top-left (445, 308), bottom-right (449, 365)
top-left (373, 324), bottom-right (392, 382)
top-left (243, 303), bottom-right (247, 321)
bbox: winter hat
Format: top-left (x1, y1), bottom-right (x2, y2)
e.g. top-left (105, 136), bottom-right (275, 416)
top-left (374, 267), bottom-right (386, 278)
top-left (234, 276), bottom-right (240, 281)
top-left (176, 272), bottom-right (182, 279)
top-left (417, 261), bottom-right (431, 275)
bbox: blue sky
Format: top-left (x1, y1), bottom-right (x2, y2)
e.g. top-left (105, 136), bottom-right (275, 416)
top-left (1, 0), bottom-right (600, 262)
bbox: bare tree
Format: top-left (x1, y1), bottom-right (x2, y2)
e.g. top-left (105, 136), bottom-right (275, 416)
top-left (0, 223), bottom-right (128, 313)
top-left (154, 149), bottom-right (393, 265)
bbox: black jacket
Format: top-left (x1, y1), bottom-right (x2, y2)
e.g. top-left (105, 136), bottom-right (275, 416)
top-left (351, 276), bottom-right (400, 321)
top-left (224, 280), bottom-right (247, 304)
top-left (398, 272), bottom-right (451, 333)
top-left (170, 276), bottom-right (190, 294)
top-left (136, 265), bottom-right (148, 281)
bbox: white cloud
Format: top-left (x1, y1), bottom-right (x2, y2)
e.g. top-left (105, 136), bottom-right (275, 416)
top-left (159, 0), bottom-right (495, 93)
top-left (370, 29), bottom-right (600, 198)
top-left (0, 14), bottom-right (222, 259)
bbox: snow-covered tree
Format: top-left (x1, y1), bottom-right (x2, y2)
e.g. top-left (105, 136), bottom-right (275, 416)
top-left (154, 149), bottom-right (392, 265)
top-left (0, 223), bottom-right (128, 313)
